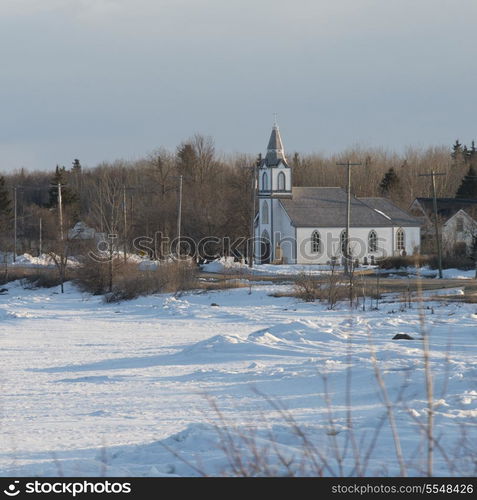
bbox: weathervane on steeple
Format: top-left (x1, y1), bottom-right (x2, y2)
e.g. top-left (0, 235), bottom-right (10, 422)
top-left (273, 112), bottom-right (278, 128)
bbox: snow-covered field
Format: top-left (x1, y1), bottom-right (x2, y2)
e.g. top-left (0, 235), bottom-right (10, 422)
top-left (0, 279), bottom-right (476, 477)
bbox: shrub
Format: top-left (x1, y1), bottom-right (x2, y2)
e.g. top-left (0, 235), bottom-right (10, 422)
top-left (428, 254), bottom-right (475, 270)
top-left (377, 255), bottom-right (429, 270)
top-left (75, 257), bottom-right (198, 302)
top-left (0, 266), bottom-right (62, 288)
top-left (21, 269), bottom-right (63, 289)
top-left (74, 257), bottom-right (114, 295)
top-left (293, 273), bottom-right (321, 302)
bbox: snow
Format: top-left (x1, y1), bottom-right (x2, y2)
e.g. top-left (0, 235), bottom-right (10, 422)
top-left (373, 208), bottom-right (391, 220)
top-left (201, 257), bottom-right (477, 280)
top-left (0, 253), bottom-right (80, 268)
top-left (382, 266), bottom-right (475, 280)
top-left (201, 257), bottom-right (347, 275)
top-left (0, 280), bottom-right (476, 477)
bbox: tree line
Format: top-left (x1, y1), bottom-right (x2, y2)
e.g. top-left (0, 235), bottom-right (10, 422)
top-left (1, 135), bottom-right (476, 260)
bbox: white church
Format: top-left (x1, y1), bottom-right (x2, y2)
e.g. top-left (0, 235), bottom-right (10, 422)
top-left (254, 126), bottom-right (421, 265)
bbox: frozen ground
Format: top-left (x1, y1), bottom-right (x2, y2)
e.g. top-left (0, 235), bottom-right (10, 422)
top-left (0, 280), bottom-right (476, 477)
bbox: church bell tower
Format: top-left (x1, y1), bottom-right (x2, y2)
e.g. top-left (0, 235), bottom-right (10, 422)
top-left (256, 124), bottom-right (292, 263)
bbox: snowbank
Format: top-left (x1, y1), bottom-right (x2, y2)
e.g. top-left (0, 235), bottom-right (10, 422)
top-left (0, 252), bottom-right (80, 268)
top-left (201, 257), bottom-right (346, 276)
top-left (383, 266), bottom-right (475, 279)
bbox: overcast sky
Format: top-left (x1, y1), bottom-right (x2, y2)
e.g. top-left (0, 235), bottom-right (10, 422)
top-left (1, 0), bottom-right (476, 172)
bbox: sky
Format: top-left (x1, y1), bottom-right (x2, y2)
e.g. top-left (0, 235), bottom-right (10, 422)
top-left (1, 0), bottom-right (477, 172)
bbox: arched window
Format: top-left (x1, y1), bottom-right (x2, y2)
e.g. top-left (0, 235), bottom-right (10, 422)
top-left (311, 230), bottom-right (321, 253)
top-left (340, 229), bottom-right (347, 254)
top-left (262, 201), bottom-right (269, 224)
top-left (277, 172), bottom-right (286, 191)
top-left (368, 230), bottom-right (377, 253)
top-left (262, 172), bottom-right (268, 191)
top-left (261, 230), bottom-right (271, 264)
top-left (396, 228), bottom-right (405, 252)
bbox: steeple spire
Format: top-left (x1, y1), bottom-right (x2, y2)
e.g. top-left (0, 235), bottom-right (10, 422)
top-left (265, 124), bottom-right (286, 165)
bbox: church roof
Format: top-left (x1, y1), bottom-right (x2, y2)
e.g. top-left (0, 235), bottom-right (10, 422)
top-left (280, 187), bottom-right (421, 227)
top-left (264, 126), bottom-right (288, 166)
top-left (360, 197), bottom-right (421, 227)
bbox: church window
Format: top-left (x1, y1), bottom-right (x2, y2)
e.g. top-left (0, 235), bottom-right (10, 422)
top-left (262, 172), bottom-right (268, 191)
top-left (311, 230), bottom-right (321, 253)
top-left (262, 201), bottom-right (269, 224)
top-left (456, 217), bottom-right (464, 233)
top-left (368, 230), bottom-right (377, 253)
top-left (396, 228), bottom-right (405, 251)
top-left (277, 172), bottom-right (286, 191)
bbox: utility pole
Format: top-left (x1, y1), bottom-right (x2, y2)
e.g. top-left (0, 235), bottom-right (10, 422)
top-left (13, 187), bottom-right (17, 263)
top-left (39, 218), bottom-right (42, 256)
top-left (419, 171), bottom-right (445, 279)
top-left (58, 182), bottom-right (65, 293)
top-left (58, 183), bottom-right (64, 242)
top-left (177, 175), bottom-right (183, 256)
top-left (457, 173), bottom-right (477, 280)
top-left (336, 161), bottom-right (362, 275)
top-left (249, 159), bottom-right (258, 268)
top-left (123, 185), bottom-right (127, 264)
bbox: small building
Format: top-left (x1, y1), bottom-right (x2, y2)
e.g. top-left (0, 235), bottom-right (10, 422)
top-left (67, 221), bottom-right (97, 240)
top-left (255, 126), bottom-right (421, 264)
top-left (410, 198), bottom-right (477, 256)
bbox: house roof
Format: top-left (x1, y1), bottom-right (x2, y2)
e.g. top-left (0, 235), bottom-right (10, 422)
top-left (280, 187), bottom-right (421, 228)
top-left (443, 208), bottom-right (477, 226)
top-left (412, 197), bottom-right (477, 220)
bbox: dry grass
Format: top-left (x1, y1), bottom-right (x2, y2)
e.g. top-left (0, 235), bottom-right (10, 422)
top-left (198, 279), bottom-right (251, 292)
top-left (75, 258), bottom-right (198, 302)
top-left (0, 266), bottom-right (63, 288)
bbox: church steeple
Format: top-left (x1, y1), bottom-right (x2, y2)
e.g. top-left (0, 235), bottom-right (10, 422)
top-left (258, 124), bottom-right (292, 196)
top-left (265, 125), bottom-right (287, 166)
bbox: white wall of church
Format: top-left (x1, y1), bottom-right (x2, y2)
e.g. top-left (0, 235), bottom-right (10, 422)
top-left (295, 226), bottom-right (420, 264)
top-left (393, 226), bottom-right (420, 256)
top-left (257, 198), bottom-right (271, 236)
top-left (255, 198), bottom-right (270, 262)
top-left (255, 197), bottom-right (295, 263)
top-left (272, 201), bottom-right (295, 263)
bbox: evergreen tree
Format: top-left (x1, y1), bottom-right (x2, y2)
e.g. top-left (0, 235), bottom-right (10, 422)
top-left (176, 143), bottom-right (197, 179)
top-left (451, 139), bottom-right (464, 162)
top-left (469, 141), bottom-right (477, 167)
top-left (456, 165), bottom-right (477, 199)
top-left (48, 165), bottom-right (78, 207)
top-left (71, 159), bottom-right (82, 173)
top-left (291, 152), bottom-right (300, 168)
top-left (0, 175), bottom-right (12, 216)
top-left (463, 145), bottom-right (470, 163)
top-left (379, 167), bottom-right (400, 195)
